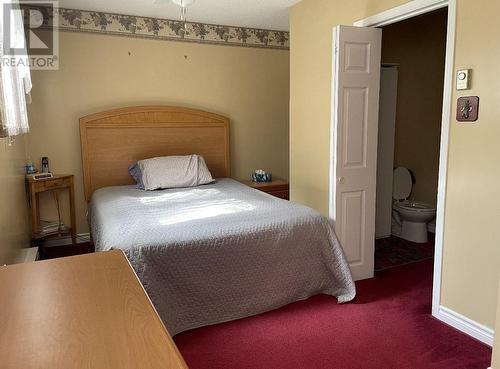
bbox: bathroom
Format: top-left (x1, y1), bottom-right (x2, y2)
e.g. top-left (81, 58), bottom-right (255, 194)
top-left (374, 8), bottom-right (448, 271)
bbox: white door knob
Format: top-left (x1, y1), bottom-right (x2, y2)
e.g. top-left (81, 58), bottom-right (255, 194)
top-left (338, 176), bottom-right (345, 184)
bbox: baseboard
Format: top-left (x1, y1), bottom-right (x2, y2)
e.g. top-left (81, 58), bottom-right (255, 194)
top-left (435, 305), bottom-right (494, 346)
top-left (43, 233), bottom-right (91, 247)
top-left (10, 247), bottom-right (39, 264)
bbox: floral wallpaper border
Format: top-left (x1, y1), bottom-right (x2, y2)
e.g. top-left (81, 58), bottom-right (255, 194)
top-left (27, 6), bottom-right (290, 50)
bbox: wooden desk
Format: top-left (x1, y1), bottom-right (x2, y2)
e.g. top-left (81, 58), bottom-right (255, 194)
top-left (26, 174), bottom-right (76, 245)
top-left (0, 251), bottom-right (188, 369)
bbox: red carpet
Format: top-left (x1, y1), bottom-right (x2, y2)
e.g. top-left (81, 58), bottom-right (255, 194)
top-left (175, 260), bottom-right (491, 369)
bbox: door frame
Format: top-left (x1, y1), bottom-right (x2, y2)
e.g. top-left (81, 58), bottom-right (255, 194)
top-left (329, 0), bottom-right (472, 340)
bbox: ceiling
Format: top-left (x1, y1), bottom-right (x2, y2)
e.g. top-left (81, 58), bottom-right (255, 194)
top-left (58, 0), bottom-right (301, 31)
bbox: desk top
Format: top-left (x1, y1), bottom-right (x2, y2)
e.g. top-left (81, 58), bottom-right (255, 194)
top-left (0, 250), bottom-right (188, 369)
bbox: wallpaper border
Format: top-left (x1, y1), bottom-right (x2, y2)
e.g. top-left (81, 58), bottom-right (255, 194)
top-left (27, 6), bottom-right (290, 50)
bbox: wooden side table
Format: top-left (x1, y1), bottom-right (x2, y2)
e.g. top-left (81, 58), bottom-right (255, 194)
top-left (240, 178), bottom-right (289, 200)
top-left (26, 174), bottom-right (76, 246)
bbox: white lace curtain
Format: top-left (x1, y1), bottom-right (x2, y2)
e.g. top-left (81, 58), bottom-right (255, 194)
top-left (0, 0), bottom-right (32, 137)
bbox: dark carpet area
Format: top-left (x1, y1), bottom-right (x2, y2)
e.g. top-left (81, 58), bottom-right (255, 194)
top-left (375, 234), bottom-right (435, 271)
top-left (175, 260), bottom-right (491, 369)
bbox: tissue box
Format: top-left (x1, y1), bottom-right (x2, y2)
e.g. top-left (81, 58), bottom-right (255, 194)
top-left (251, 172), bottom-right (272, 182)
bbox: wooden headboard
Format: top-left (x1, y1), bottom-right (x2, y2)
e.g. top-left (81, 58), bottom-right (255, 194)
top-left (80, 106), bottom-right (230, 200)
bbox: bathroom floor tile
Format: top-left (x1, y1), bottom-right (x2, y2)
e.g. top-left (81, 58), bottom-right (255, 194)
top-left (374, 234), bottom-right (434, 271)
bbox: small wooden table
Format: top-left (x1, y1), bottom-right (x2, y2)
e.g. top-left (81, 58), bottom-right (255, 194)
top-left (240, 178), bottom-right (289, 200)
top-left (0, 251), bottom-right (188, 369)
top-left (26, 174), bottom-right (76, 245)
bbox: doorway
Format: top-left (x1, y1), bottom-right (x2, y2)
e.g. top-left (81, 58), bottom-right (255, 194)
top-left (374, 8), bottom-right (448, 271)
top-left (329, 0), bottom-right (456, 321)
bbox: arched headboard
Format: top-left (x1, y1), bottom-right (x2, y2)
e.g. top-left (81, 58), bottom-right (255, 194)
top-left (80, 106), bottom-right (230, 200)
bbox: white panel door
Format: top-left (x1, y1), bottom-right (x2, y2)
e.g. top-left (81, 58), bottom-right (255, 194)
top-left (330, 25), bottom-right (382, 281)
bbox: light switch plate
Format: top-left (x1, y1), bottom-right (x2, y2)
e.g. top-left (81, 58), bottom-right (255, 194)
top-left (456, 69), bottom-right (470, 90)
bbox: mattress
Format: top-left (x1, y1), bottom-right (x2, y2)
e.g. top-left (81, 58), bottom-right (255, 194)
top-left (89, 178), bottom-right (355, 335)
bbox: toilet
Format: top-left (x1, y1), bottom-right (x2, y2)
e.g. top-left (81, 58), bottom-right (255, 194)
top-left (392, 167), bottom-right (436, 243)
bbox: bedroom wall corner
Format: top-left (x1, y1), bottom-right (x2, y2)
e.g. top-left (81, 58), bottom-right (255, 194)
top-left (289, 0), bottom-right (407, 215)
top-left (27, 31), bottom-right (290, 233)
top-left (0, 135), bottom-right (30, 265)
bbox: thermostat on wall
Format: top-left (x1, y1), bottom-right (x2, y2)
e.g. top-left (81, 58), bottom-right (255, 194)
top-left (456, 69), bottom-right (471, 90)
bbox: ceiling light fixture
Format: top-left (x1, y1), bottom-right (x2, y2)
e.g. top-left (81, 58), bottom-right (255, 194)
top-left (172, 0), bottom-right (195, 30)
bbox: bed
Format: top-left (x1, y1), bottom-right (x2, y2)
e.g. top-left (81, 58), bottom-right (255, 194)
top-left (80, 106), bottom-right (355, 335)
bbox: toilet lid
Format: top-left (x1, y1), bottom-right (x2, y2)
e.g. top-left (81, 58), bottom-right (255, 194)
top-left (393, 167), bottom-right (412, 200)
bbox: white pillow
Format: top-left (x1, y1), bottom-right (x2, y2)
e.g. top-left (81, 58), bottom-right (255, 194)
top-left (129, 155), bottom-right (214, 190)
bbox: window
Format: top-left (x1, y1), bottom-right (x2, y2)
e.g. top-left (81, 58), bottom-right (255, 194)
top-left (0, 0), bottom-right (32, 138)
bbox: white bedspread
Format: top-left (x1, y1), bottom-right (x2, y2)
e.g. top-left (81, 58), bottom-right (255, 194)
top-left (89, 178), bottom-right (355, 335)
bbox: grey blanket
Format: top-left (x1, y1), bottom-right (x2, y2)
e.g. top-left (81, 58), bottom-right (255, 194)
top-left (89, 178), bottom-right (355, 335)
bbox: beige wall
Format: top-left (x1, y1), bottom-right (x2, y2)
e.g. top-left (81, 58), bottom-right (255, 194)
top-left (0, 136), bottom-right (30, 264)
top-left (382, 9), bottom-right (447, 206)
top-left (441, 0), bottom-right (500, 329)
top-left (28, 32), bottom-right (290, 233)
top-left (290, 0), bottom-right (500, 329)
top-left (492, 278), bottom-right (500, 367)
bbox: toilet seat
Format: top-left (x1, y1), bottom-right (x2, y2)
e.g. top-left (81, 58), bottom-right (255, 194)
top-left (392, 167), bottom-right (412, 200)
top-left (394, 200), bottom-right (435, 213)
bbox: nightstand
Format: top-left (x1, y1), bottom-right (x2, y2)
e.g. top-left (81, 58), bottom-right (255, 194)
top-left (240, 178), bottom-right (289, 200)
top-left (26, 174), bottom-right (76, 247)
